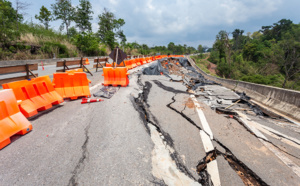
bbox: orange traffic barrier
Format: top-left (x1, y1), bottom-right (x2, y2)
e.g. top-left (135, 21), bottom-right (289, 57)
top-left (131, 59), bottom-right (137, 68)
top-left (3, 79), bottom-right (54, 118)
top-left (0, 89), bottom-right (33, 150)
top-left (102, 67), bottom-right (129, 87)
top-left (53, 72), bottom-right (91, 100)
top-left (66, 68), bottom-right (83, 73)
top-left (141, 58), bottom-right (147, 65)
top-left (102, 67), bottom-right (115, 86)
top-left (135, 58), bottom-right (141, 66)
top-left (114, 67), bottom-right (129, 87)
top-left (30, 76), bottom-right (64, 106)
top-left (146, 57), bottom-right (152, 63)
top-left (125, 60), bottom-right (133, 69)
top-left (137, 58), bottom-right (144, 65)
top-left (66, 69), bottom-right (91, 83)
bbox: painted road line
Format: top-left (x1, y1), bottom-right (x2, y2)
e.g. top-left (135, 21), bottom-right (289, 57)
top-left (192, 95), bottom-right (221, 186)
top-left (200, 131), bottom-right (221, 186)
top-left (207, 160), bottom-right (221, 186)
top-left (90, 82), bottom-right (103, 91)
top-left (237, 111), bottom-right (300, 177)
top-left (191, 95), bottom-right (214, 139)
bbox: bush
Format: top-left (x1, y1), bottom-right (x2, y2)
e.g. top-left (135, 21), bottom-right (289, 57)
top-left (73, 33), bottom-right (102, 56)
top-left (41, 41), bottom-right (69, 57)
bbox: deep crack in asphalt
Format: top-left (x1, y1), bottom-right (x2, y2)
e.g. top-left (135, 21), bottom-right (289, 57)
top-left (161, 85), bottom-right (269, 186)
top-left (131, 78), bottom-right (199, 183)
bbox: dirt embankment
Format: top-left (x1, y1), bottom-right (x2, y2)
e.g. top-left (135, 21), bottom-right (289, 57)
top-left (207, 62), bottom-right (217, 75)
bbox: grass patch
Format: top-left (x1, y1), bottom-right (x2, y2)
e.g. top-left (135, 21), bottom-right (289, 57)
top-left (191, 55), bottom-right (212, 74)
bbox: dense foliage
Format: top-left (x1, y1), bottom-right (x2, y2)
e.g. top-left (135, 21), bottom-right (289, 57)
top-left (121, 41), bottom-right (198, 56)
top-left (209, 19), bottom-right (300, 90)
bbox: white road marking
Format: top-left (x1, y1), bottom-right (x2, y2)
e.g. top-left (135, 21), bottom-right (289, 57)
top-left (191, 95), bottom-right (214, 139)
top-left (89, 82), bottom-right (102, 91)
top-left (200, 130), bottom-right (214, 152)
top-left (191, 95), bottom-right (221, 186)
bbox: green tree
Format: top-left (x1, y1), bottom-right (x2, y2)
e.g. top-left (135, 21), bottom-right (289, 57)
top-left (68, 26), bottom-right (78, 38)
top-left (167, 42), bottom-right (175, 52)
top-left (0, 0), bottom-right (22, 43)
top-left (197, 44), bottom-right (203, 53)
top-left (232, 29), bottom-right (244, 50)
top-left (35, 6), bottom-right (52, 30)
top-left (270, 29), bottom-right (300, 88)
top-left (75, 0), bottom-right (93, 32)
top-left (260, 19), bottom-right (293, 41)
top-left (51, 0), bottom-right (75, 37)
top-left (15, 0), bottom-right (30, 32)
top-left (214, 30), bottom-right (232, 77)
top-left (97, 8), bottom-right (126, 50)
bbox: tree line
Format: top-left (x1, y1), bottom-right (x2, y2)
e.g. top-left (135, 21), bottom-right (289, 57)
top-left (208, 19), bottom-right (300, 90)
top-left (0, 0), bottom-right (199, 59)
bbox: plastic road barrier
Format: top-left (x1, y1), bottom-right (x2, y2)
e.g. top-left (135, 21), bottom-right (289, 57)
top-left (135, 58), bottom-right (141, 66)
top-left (102, 67), bottom-right (130, 87)
top-left (146, 57), bottom-right (152, 63)
top-left (138, 58), bottom-right (144, 65)
top-left (2, 79), bottom-right (54, 118)
top-left (66, 69), bottom-right (91, 83)
top-left (125, 60), bottom-right (133, 69)
top-left (0, 89), bottom-right (33, 150)
top-left (141, 58), bottom-right (147, 64)
top-left (30, 76), bottom-right (64, 106)
top-left (131, 59), bottom-right (137, 68)
top-left (66, 68), bottom-right (83, 73)
top-left (102, 67), bottom-right (115, 86)
top-left (53, 72), bottom-right (91, 100)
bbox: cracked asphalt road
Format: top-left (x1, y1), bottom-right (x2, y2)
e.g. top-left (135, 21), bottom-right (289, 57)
top-left (0, 59), bottom-right (299, 186)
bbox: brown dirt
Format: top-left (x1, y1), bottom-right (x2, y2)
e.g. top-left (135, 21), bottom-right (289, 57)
top-left (160, 59), bottom-right (184, 77)
top-left (185, 98), bottom-right (195, 109)
top-left (207, 61), bottom-right (217, 75)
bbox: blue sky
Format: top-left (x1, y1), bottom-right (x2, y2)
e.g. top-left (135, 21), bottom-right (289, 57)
top-left (16, 0), bottom-right (300, 48)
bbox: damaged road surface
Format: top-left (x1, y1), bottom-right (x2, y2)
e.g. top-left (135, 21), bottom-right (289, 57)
top-left (0, 58), bottom-right (300, 186)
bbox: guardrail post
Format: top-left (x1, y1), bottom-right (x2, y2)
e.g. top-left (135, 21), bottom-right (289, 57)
top-left (26, 64), bottom-right (29, 79)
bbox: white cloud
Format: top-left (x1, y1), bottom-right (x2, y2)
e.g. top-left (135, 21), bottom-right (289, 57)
top-left (31, 0), bottom-right (294, 47)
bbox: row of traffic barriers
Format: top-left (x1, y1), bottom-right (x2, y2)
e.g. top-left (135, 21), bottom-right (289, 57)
top-left (1, 71), bottom-right (91, 149)
top-left (101, 56), bottom-right (155, 87)
top-left (2, 76), bottom-right (64, 118)
top-left (101, 55), bottom-right (184, 87)
top-left (1, 54), bottom-right (184, 149)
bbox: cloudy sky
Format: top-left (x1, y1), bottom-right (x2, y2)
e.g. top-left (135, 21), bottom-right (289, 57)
top-left (18, 0), bottom-right (300, 48)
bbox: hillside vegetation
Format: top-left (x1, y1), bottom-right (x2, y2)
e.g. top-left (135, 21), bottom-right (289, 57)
top-left (0, 0), bottom-right (197, 61)
top-left (207, 19), bottom-right (300, 91)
